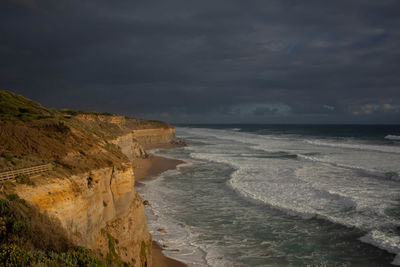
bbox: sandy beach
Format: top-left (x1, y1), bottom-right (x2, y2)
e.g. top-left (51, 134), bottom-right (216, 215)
top-left (134, 154), bottom-right (187, 267)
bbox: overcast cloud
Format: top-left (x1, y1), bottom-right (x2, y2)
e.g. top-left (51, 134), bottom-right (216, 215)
top-left (1, 0), bottom-right (399, 123)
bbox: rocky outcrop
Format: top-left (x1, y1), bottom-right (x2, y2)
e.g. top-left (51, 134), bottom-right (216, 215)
top-left (0, 91), bottom-right (183, 266)
top-left (11, 124), bottom-right (182, 266)
top-left (111, 134), bottom-right (149, 160)
top-left (16, 163), bottom-right (152, 266)
top-left (9, 123), bottom-right (182, 266)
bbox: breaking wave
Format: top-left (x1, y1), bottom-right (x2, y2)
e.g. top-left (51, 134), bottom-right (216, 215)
top-left (385, 135), bottom-right (400, 141)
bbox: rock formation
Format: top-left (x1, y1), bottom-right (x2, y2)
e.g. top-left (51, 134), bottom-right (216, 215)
top-left (0, 90), bottom-right (180, 266)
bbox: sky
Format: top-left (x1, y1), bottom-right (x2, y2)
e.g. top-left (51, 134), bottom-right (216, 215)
top-left (1, 0), bottom-right (400, 124)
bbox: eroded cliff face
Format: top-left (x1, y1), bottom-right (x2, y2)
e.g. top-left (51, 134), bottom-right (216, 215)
top-left (75, 114), bottom-right (126, 127)
top-left (111, 134), bottom-right (149, 160)
top-left (16, 163), bottom-right (152, 266)
top-left (13, 124), bottom-right (178, 266)
top-left (0, 91), bottom-right (181, 266)
top-left (132, 128), bottom-right (176, 146)
top-left (9, 122), bottom-right (168, 266)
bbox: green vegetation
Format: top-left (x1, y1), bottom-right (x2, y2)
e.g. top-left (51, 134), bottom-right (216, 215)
top-left (0, 90), bottom-right (54, 122)
top-left (140, 240), bottom-right (150, 267)
top-left (60, 109), bottom-right (115, 117)
top-left (0, 90), bottom-right (173, 133)
top-left (0, 244), bottom-right (105, 267)
top-left (105, 232), bottom-right (128, 267)
top-left (0, 90), bottom-right (167, 265)
top-left (0, 194), bottom-right (107, 266)
top-left (0, 90), bottom-right (116, 123)
top-left (0, 198), bottom-right (29, 237)
top-left (15, 174), bottom-right (34, 186)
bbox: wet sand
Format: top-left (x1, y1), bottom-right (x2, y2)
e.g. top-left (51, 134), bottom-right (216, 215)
top-left (134, 155), bottom-right (184, 183)
top-left (134, 155), bottom-right (187, 267)
top-left (152, 242), bottom-right (187, 267)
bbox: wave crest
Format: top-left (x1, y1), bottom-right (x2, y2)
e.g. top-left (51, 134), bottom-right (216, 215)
top-left (385, 135), bottom-right (400, 140)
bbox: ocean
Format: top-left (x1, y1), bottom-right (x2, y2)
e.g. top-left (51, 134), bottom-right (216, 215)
top-left (136, 125), bottom-right (400, 266)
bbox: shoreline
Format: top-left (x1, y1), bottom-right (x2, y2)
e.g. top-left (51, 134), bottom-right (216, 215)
top-left (134, 154), bottom-right (188, 267)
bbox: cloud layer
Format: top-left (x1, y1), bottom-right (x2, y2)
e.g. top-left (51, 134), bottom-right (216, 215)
top-left (1, 0), bottom-right (399, 123)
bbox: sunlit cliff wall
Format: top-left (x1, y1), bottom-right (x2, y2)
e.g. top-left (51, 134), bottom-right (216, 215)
top-left (16, 162), bottom-right (152, 266)
top-left (132, 128), bottom-right (176, 146)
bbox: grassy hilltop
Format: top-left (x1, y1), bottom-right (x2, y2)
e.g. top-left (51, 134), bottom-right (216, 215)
top-left (0, 90), bottom-right (171, 172)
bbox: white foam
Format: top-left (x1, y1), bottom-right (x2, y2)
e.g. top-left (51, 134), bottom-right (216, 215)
top-left (178, 127), bottom-right (400, 260)
top-left (137, 171), bottom-right (210, 267)
top-left (360, 230), bottom-right (400, 265)
top-left (385, 135), bottom-right (400, 141)
top-left (304, 139), bottom-right (400, 154)
top-left (296, 154), bottom-right (399, 179)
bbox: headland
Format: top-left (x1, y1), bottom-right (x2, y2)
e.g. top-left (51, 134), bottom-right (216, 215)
top-left (0, 90), bottom-right (187, 266)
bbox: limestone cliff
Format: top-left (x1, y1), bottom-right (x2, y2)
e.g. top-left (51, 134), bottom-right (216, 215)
top-left (111, 133), bottom-right (149, 160)
top-left (132, 128), bottom-right (177, 147)
top-left (0, 90), bottom-right (180, 266)
top-left (16, 164), bottom-right (152, 266)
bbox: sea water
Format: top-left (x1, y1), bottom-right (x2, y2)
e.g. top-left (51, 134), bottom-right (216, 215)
top-left (136, 125), bottom-right (400, 266)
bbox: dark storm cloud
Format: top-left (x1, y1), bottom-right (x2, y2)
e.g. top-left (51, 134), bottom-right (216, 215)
top-left (1, 0), bottom-right (400, 123)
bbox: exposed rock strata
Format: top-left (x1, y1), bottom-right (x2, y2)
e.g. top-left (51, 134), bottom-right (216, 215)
top-left (11, 123), bottom-right (179, 266)
top-left (111, 134), bottom-right (149, 160)
top-left (132, 128), bottom-right (177, 146)
top-left (16, 163), bottom-right (152, 266)
top-left (0, 91), bottom-right (181, 266)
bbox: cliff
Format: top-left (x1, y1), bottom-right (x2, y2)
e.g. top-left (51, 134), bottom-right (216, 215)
top-left (15, 164), bottom-right (152, 266)
top-left (132, 128), bottom-right (177, 147)
top-left (111, 134), bottom-right (149, 160)
top-left (0, 90), bottom-right (179, 266)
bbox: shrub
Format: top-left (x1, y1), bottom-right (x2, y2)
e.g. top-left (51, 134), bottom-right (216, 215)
top-left (5, 194), bottom-right (19, 201)
top-left (0, 152), bottom-right (13, 161)
top-left (0, 244), bottom-right (106, 267)
top-left (15, 174), bottom-right (34, 186)
top-left (0, 196), bottom-right (107, 266)
top-left (0, 90), bottom-right (53, 122)
top-left (105, 231), bottom-right (127, 266)
top-left (6, 215), bottom-right (30, 236)
top-left (66, 247), bottom-right (105, 267)
top-left (5, 194), bottom-right (27, 207)
top-left (0, 244), bottom-right (32, 266)
top-left (0, 199), bottom-right (10, 216)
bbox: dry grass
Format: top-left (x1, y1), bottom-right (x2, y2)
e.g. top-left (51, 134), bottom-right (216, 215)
top-left (0, 90), bottom-right (173, 176)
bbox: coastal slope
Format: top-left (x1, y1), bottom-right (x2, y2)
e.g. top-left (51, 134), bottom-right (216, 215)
top-left (0, 90), bottom-right (179, 266)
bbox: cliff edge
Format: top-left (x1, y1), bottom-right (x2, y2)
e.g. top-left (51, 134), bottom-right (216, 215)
top-left (0, 90), bottom-right (179, 266)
